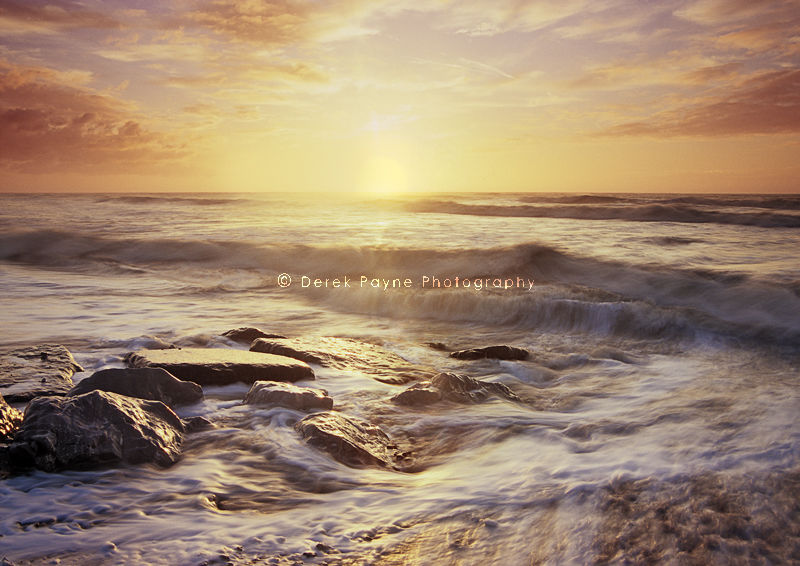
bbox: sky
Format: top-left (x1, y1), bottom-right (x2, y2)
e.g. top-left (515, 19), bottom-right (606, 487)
top-left (0, 0), bottom-right (798, 194)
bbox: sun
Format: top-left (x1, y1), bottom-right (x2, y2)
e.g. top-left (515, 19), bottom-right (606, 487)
top-left (360, 154), bottom-right (409, 196)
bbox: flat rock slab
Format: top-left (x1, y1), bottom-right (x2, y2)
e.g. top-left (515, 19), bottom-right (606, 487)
top-left (295, 412), bottom-right (409, 470)
top-left (450, 345), bottom-right (529, 361)
top-left (392, 372), bottom-right (520, 406)
top-left (251, 337), bottom-right (431, 385)
top-left (8, 390), bottom-right (184, 472)
top-left (0, 344), bottom-right (84, 403)
top-left (69, 367), bottom-right (203, 407)
top-left (125, 348), bottom-right (314, 385)
top-left (1, 393), bottom-right (23, 442)
top-left (244, 381), bottom-right (332, 411)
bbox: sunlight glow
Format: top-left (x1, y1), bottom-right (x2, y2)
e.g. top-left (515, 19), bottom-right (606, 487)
top-left (360, 154), bottom-right (409, 195)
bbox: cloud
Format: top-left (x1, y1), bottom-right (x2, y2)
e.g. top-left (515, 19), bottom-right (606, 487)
top-left (0, 0), bottom-right (120, 34)
top-left (185, 0), bottom-right (308, 46)
top-left (0, 59), bottom-right (187, 172)
top-left (180, 0), bottom-right (590, 48)
top-left (682, 62), bottom-right (743, 84)
top-left (180, 0), bottom-right (388, 47)
top-left (439, 0), bottom-right (589, 37)
top-left (675, 0), bottom-right (792, 25)
top-left (600, 69), bottom-right (800, 137)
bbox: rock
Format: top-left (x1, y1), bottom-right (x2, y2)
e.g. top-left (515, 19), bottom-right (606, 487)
top-left (183, 415), bottom-right (214, 433)
top-left (250, 337), bottom-right (431, 384)
top-left (449, 345), bottom-right (529, 361)
top-left (8, 390), bottom-right (184, 472)
top-left (1, 392), bottom-right (23, 441)
top-left (222, 327), bottom-right (286, 344)
top-left (392, 372), bottom-right (519, 406)
top-left (124, 348), bottom-right (314, 385)
top-left (426, 342), bottom-right (450, 351)
top-left (295, 412), bottom-right (408, 469)
top-left (251, 339), bottom-right (325, 365)
top-left (391, 385), bottom-right (442, 406)
top-left (0, 344), bottom-right (84, 403)
top-left (244, 381), bottom-right (333, 411)
top-left (68, 367), bottom-right (203, 407)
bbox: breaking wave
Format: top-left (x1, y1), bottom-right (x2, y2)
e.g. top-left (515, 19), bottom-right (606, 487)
top-left (2, 229), bottom-right (799, 347)
top-left (406, 200), bottom-right (800, 228)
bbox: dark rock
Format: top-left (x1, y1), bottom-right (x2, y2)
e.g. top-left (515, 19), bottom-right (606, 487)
top-left (8, 390), bottom-right (184, 472)
top-left (295, 412), bottom-right (408, 469)
top-left (124, 348), bottom-right (314, 385)
top-left (251, 339), bottom-right (325, 365)
top-left (68, 367), bottom-right (203, 407)
top-left (244, 381), bottom-right (333, 410)
top-left (392, 372), bottom-right (519, 406)
top-left (391, 385), bottom-right (442, 406)
top-left (1, 392), bottom-right (23, 441)
top-left (449, 345), bottom-right (529, 361)
top-left (426, 342), bottom-right (450, 351)
top-left (183, 415), bottom-right (214, 433)
top-left (250, 337), bottom-right (431, 384)
top-left (222, 327), bottom-right (286, 344)
top-left (0, 344), bottom-right (84, 403)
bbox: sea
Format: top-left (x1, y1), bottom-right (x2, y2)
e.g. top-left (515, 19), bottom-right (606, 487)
top-left (0, 192), bottom-right (799, 564)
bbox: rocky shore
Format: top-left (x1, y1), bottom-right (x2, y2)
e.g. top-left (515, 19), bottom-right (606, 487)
top-left (2, 327), bottom-right (799, 565)
top-left (1, 328), bottom-right (527, 476)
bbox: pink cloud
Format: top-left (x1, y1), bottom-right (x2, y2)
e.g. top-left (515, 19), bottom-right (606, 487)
top-left (601, 69), bottom-right (800, 136)
top-left (0, 60), bottom-right (187, 172)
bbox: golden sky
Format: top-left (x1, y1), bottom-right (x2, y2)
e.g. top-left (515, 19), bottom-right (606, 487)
top-left (0, 0), bottom-right (798, 193)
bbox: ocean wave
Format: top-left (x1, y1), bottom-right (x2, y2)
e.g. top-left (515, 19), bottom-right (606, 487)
top-left (406, 201), bottom-right (800, 228)
top-left (518, 194), bottom-right (631, 205)
top-left (662, 195), bottom-right (800, 210)
top-left (644, 236), bottom-right (703, 246)
top-left (2, 230), bottom-right (799, 346)
top-left (514, 194), bottom-right (800, 210)
top-left (93, 195), bottom-right (251, 206)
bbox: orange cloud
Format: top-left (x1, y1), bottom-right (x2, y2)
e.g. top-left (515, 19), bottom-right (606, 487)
top-left (0, 60), bottom-right (187, 172)
top-left (187, 0), bottom-right (307, 45)
top-left (682, 62), bottom-right (742, 84)
top-left (601, 69), bottom-right (800, 136)
top-left (180, 0), bottom-right (383, 47)
top-left (0, 0), bottom-right (120, 32)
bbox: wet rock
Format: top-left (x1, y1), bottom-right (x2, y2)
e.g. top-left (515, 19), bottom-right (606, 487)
top-left (295, 412), bottom-right (408, 469)
top-left (432, 372), bottom-right (520, 402)
top-left (124, 348), bottom-right (314, 385)
top-left (426, 342), bottom-right (450, 351)
top-left (250, 337), bottom-right (431, 384)
top-left (251, 338), bottom-right (325, 365)
top-left (0, 344), bottom-right (84, 403)
top-left (593, 470), bottom-right (800, 565)
top-left (69, 367), bottom-right (203, 407)
top-left (221, 327), bottom-right (286, 344)
top-left (8, 390), bottom-right (184, 472)
top-left (1, 392), bottom-right (23, 441)
top-left (183, 415), bottom-right (214, 433)
top-left (244, 381), bottom-right (333, 411)
top-left (392, 372), bottom-right (520, 406)
top-left (391, 385), bottom-right (442, 406)
top-left (449, 345), bottom-right (529, 361)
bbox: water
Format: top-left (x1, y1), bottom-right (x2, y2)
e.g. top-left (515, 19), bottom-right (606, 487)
top-left (1, 192), bottom-right (799, 564)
